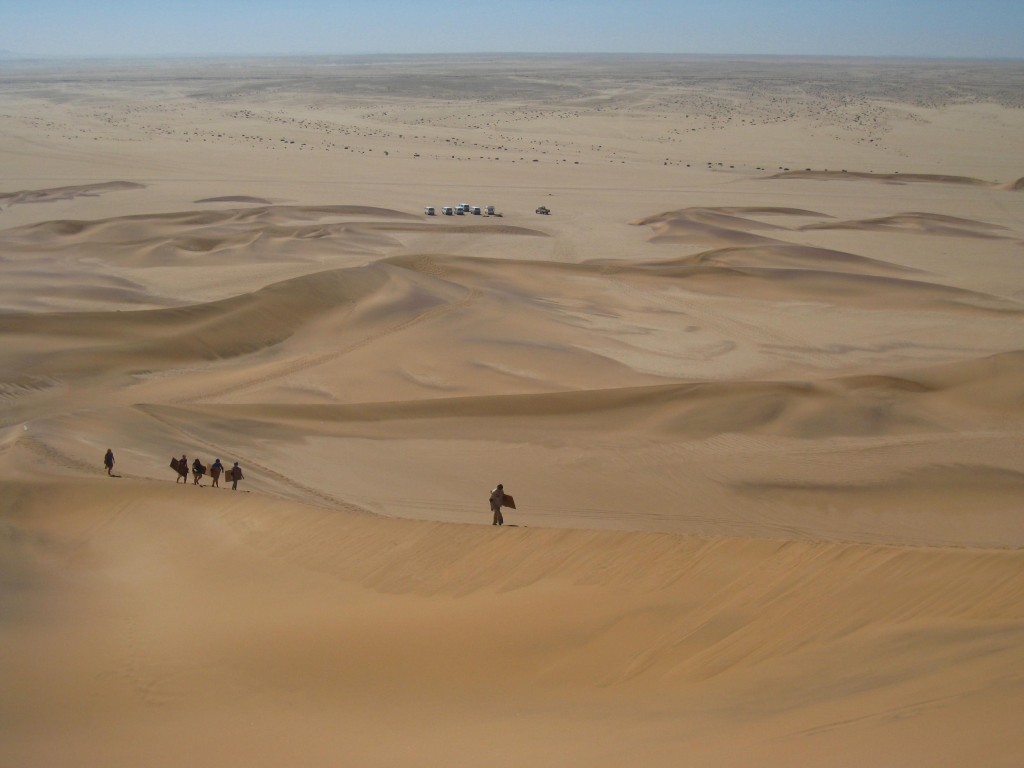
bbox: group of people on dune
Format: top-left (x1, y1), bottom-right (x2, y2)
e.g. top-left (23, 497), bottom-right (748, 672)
top-left (106, 449), bottom-right (514, 520)
top-left (102, 449), bottom-right (243, 490)
top-left (174, 454), bottom-right (243, 490)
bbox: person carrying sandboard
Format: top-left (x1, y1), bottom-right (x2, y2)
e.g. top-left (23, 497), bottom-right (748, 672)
top-left (191, 457), bottom-right (206, 485)
top-left (210, 458), bottom-right (224, 488)
top-left (172, 454), bottom-right (189, 484)
top-left (229, 462), bottom-right (244, 491)
top-left (489, 483), bottom-right (515, 526)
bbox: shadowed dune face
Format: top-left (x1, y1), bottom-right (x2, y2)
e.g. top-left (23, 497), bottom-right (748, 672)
top-left (801, 212), bottom-right (1011, 238)
top-left (627, 206), bottom-right (1023, 311)
top-left (637, 243), bottom-right (920, 275)
top-left (630, 207), bottom-right (828, 247)
top-left (3, 56), bottom-right (1024, 768)
top-left (194, 195), bottom-right (274, 204)
top-left (765, 169), bottom-right (1016, 188)
top-left (0, 180), bottom-right (145, 207)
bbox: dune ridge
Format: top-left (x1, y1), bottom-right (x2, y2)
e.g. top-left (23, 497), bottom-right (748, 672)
top-left (0, 265), bottom-right (392, 377)
top-left (766, 169), bottom-right (1021, 188)
top-left (631, 206), bottom-right (827, 247)
top-left (195, 195), bottom-right (275, 204)
top-left (138, 348), bottom-right (1024, 440)
top-left (624, 243), bottom-right (918, 275)
top-left (802, 212), bottom-right (1010, 237)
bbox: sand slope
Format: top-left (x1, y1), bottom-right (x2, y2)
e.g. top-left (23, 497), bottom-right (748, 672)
top-left (2, 479), bottom-right (1022, 768)
top-left (2, 55), bottom-right (1024, 767)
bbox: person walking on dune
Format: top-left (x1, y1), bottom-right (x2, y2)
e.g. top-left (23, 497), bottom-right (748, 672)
top-left (490, 483), bottom-right (506, 526)
top-left (103, 448), bottom-right (115, 476)
top-left (191, 457), bottom-right (205, 486)
top-left (176, 454), bottom-right (189, 484)
top-left (229, 461), bottom-right (244, 491)
top-left (210, 458), bottom-right (223, 488)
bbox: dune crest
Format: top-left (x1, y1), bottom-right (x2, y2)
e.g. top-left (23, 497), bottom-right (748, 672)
top-left (194, 195), bottom-right (275, 204)
top-left (802, 211), bottom-right (1009, 237)
top-left (629, 243), bottom-right (917, 275)
top-left (632, 206), bottom-right (831, 246)
top-left (766, 169), bottom-right (1007, 187)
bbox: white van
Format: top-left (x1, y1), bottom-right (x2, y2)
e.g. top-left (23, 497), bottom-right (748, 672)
top-left (424, 206), bottom-right (435, 216)
top-left (441, 206), bottom-right (454, 216)
top-left (471, 206), bottom-right (481, 215)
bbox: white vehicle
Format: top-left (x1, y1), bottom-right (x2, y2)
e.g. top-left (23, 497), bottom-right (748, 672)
top-left (441, 206), bottom-right (454, 216)
top-left (471, 206), bottom-right (481, 215)
top-left (424, 206), bottom-right (436, 216)
top-left (455, 206), bottom-right (465, 215)
top-left (459, 203), bottom-right (470, 213)
top-left (486, 205), bottom-right (496, 215)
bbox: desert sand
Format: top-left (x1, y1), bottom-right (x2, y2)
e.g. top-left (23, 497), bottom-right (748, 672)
top-left (1, 55), bottom-right (1023, 767)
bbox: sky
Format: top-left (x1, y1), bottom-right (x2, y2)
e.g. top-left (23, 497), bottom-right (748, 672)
top-left (2, 0), bottom-right (1022, 60)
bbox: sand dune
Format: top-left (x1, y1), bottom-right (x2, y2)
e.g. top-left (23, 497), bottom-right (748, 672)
top-left (0, 204), bottom-right (547, 311)
top-left (2, 477), bottom-right (1022, 767)
top-left (626, 243), bottom-right (918, 275)
top-left (195, 195), bottom-right (275, 204)
top-left (610, 260), bottom-right (1021, 312)
top-left (631, 206), bottom-right (830, 246)
top-left (802, 211), bottom-right (1010, 238)
top-left (631, 206), bottom-right (830, 230)
top-left (2, 56), bottom-right (1024, 768)
top-left (0, 264), bottom-right (392, 377)
top-left (139, 348), bottom-right (1024, 440)
top-left (0, 180), bottom-right (145, 208)
top-left (766, 169), bottom-right (1017, 188)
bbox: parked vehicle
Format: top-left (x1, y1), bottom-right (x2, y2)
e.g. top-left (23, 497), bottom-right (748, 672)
top-left (424, 206), bottom-right (436, 216)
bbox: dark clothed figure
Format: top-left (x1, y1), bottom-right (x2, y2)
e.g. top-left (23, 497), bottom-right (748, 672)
top-left (210, 459), bottom-right (223, 488)
top-left (489, 484), bottom-right (505, 526)
top-left (229, 462), bottom-right (243, 491)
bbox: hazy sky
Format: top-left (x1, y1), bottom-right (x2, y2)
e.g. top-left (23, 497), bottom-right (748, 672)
top-left (3, 0), bottom-right (1022, 59)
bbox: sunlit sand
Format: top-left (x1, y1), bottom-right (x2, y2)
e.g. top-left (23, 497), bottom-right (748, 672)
top-left (2, 55), bottom-right (1023, 767)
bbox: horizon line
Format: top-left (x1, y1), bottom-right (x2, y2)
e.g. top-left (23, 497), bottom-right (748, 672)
top-left (3, 50), bottom-right (1023, 64)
